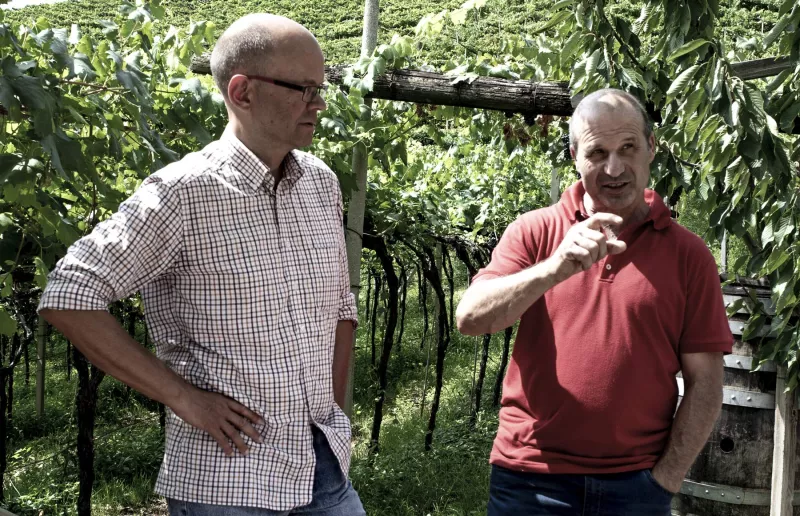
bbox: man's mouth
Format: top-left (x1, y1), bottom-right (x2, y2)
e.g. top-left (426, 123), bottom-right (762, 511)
top-left (602, 181), bottom-right (628, 190)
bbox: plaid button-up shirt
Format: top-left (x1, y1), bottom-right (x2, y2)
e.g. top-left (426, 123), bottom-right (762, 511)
top-left (38, 130), bottom-right (358, 510)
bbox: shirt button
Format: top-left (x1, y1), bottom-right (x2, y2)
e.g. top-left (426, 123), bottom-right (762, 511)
top-left (605, 264), bottom-right (612, 270)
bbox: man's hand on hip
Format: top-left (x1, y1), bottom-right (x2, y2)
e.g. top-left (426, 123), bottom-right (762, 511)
top-left (650, 464), bottom-right (682, 494)
top-left (547, 213), bottom-right (628, 283)
top-left (172, 386), bottom-right (265, 456)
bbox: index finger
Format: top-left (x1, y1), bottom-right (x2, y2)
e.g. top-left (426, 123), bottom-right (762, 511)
top-left (583, 213), bottom-right (623, 230)
top-left (228, 399), bottom-right (265, 426)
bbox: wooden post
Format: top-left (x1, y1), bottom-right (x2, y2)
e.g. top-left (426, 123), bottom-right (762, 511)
top-left (770, 365), bottom-right (797, 516)
top-left (35, 316), bottom-right (46, 417)
top-left (343, 0), bottom-right (379, 418)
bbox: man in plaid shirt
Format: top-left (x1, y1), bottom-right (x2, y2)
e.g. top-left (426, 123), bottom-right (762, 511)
top-left (39, 14), bottom-right (366, 516)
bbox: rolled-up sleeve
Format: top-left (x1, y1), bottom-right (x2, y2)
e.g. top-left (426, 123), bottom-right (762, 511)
top-left (334, 186), bottom-right (358, 326)
top-left (38, 176), bottom-right (183, 312)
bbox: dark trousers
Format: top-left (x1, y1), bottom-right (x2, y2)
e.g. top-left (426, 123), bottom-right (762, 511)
top-left (487, 464), bottom-right (673, 516)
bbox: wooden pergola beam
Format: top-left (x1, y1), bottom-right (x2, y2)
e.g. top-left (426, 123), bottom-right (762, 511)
top-left (730, 56), bottom-right (793, 80)
top-left (325, 66), bottom-right (574, 115)
top-left (190, 54), bottom-right (798, 132)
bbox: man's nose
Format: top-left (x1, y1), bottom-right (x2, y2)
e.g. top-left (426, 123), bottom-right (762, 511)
top-left (605, 153), bottom-right (625, 177)
top-left (309, 94), bottom-right (327, 112)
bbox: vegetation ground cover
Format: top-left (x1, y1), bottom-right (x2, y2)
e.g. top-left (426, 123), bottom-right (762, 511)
top-left (3, 0), bottom-right (780, 65)
top-left (0, 0), bottom-right (795, 513)
top-left (4, 279), bottom-right (502, 515)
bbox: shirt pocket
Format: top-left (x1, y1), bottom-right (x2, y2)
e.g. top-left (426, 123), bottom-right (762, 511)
top-left (303, 210), bottom-right (338, 250)
top-left (298, 207), bottom-right (340, 311)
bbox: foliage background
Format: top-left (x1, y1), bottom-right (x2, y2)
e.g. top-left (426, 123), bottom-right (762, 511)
top-left (0, 0), bottom-right (797, 514)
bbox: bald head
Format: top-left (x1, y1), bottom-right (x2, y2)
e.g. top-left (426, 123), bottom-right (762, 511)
top-left (210, 14), bottom-right (320, 99)
top-left (569, 89), bottom-right (652, 153)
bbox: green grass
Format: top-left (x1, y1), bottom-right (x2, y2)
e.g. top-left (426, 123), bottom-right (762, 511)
top-left (1, 268), bottom-right (507, 515)
top-left (3, 337), bottom-right (165, 515)
top-left (350, 279), bottom-right (502, 516)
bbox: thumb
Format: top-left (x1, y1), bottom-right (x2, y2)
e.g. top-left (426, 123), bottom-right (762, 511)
top-left (607, 240), bottom-right (627, 255)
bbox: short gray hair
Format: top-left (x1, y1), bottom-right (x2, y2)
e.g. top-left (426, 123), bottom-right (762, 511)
top-left (569, 88), bottom-right (653, 153)
top-left (210, 15), bottom-right (274, 98)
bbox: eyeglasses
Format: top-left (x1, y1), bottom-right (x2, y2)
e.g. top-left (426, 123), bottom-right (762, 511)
top-left (245, 75), bottom-right (328, 103)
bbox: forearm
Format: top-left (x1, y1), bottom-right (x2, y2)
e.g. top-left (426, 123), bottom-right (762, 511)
top-left (39, 308), bottom-right (192, 408)
top-left (654, 379), bottom-right (722, 490)
top-left (456, 258), bottom-right (559, 336)
top-left (332, 320), bottom-right (354, 409)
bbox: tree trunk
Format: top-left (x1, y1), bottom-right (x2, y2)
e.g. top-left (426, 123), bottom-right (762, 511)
top-left (425, 245), bottom-right (449, 451)
top-left (35, 316), bottom-right (46, 417)
top-left (342, 0), bottom-right (380, 420)
top-left (0, 330), bottom-right (23, 502)
top-left (420, 318), bottom-right (432, 418)
top-left (127, 312), bottom-right (136, 340)
top-left (443, 249), bottom-right (455, 332)
top-left (396, 264), bottom-right (408, 352)
top-left (446, 236), bottom-right (485, 286)
top-left (0, 369), bottom-right (7, 502)
top-left (404, 242), bottom-right (450, 451)
top-left (470, 333), bottom-right (492, 426)
top-left (6, 371), bottom-right (12, 428)
top-left (23, 332), bottom-right (29, 386)
top-left (418, 264), bottom-right (429, 350)
top-left (74, 348), bottom-right (105, 516)
top-left (365, 235), bottom-right (399, 454)
top-left (370, 273), bottom-right (382, 367)
top-left (364, 269), bottom-right (372, 327)
top-left (492, 327), bottom-right (514, 408)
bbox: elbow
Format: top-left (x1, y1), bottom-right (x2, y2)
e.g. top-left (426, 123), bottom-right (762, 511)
top-left (455, 303), bottom-right (486, 336)
top-left (38, 308), bottom-right (59, 326)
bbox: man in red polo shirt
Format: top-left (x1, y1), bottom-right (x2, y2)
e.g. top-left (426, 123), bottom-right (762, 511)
top-left (456, 88), bottom-right (731, 515)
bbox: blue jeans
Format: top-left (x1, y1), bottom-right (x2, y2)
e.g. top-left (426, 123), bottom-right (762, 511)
top-left (487, 464), bottom-right (673, 516)
top-left (167, 426), bottom-right (365, 516)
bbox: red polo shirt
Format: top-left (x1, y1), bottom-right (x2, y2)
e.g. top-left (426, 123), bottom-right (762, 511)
top-left (474, 182), bottom-right (732, 474)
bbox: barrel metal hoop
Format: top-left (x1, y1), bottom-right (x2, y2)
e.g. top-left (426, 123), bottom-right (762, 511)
top-left (723, 354), bottom-right (777, 373)
top-left (675, 378), bottom-right (775, 409)
top-left (680, 479), bottom-right (800, 506)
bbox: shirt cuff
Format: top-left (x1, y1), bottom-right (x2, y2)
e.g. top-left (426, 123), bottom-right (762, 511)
top-left (37, 274), bottom-right (113, 313)
top-left (337, 292), bottom-right (358, 328)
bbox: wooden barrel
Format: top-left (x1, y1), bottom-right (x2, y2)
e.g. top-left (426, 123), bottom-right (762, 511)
top-left (671, 278), bottom-right (797, 516)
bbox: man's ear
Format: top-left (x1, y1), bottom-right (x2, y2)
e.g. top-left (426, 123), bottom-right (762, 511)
top-left (227, 75), bottom-right (253, 111)
top-left (647, 133), bottom-right (656, 163)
